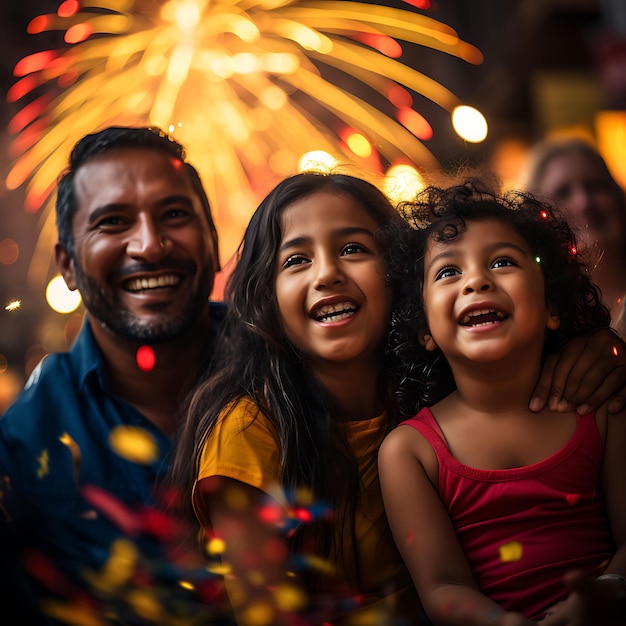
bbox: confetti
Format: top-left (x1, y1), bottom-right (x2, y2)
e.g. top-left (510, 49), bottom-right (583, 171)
top-left (109, 425), bottom-right (159, 465)
top-left (273, 583), bottom-right (308, 612)
top-left (499, 540), bottom-right (523, 562)
top-left (59, 432), bottom-right (82, 484)
top-left (135, 345), bottom-right (156, 372)
top-left (80, 485), bottom-right (140, 536)
top-left (36, 449), bottom-right (50, 478)
top-left (565, 493), bottom-right (581, 505)
top-left (242, 601), bottom-right (274, 626)
top-left (207, 537), bottom-right (226, 555)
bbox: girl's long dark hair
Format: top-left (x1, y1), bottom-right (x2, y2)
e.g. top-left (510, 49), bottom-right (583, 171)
top-left (169, 171), bottom-right (407, 588)
top-left (386, 177), bottom-right (612, 417)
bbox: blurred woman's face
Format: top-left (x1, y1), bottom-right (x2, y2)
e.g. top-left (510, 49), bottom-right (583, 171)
top-left (536, 152), bottom-right (625, 257)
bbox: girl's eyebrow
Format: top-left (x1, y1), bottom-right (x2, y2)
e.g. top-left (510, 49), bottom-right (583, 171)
top-left (425, 241), bottom-right (529, 273)
top-left (279, 226), bottom-right (376, 252)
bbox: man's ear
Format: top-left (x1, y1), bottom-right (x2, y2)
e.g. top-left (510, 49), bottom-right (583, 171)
top-left (546, 305), bottom-right (560, 331)
top-left (55, 243), bottom-right (78, 291)
top-left (418, 327), bottom-right (438, 352)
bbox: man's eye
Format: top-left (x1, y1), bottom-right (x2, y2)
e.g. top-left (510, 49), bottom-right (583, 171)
top-left (164, 207), bottom-right (191, 219)
top-left (96, 216), bottom-right (126, 228)
top-left (434, 267), bottom-right (458, 280)
top-left (283, 255), bottom-right (308, 268)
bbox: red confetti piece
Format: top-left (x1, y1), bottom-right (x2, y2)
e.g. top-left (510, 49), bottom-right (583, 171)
top-left (565, 493), bottom-right (580, 505)
top-left (258, 502), bottom-right (283, 524)
top-left (136, 345), bottom-right (156, 372)
top-left (80, 485), bottom-right (140, 536)
top-left (292, 507), bottom-right (312, 523)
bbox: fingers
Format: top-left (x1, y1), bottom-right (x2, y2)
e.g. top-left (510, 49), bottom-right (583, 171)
top-left (531, 339), bottom-right (586, 412)
top-left (532, 331), bottom-right (626, 415)
top-left (530, 352), bottom-right (560, 412)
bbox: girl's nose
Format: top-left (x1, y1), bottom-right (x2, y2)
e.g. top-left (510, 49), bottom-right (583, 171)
top-left (462, 271), bottom-right (492, 295)
top-left (314, 255), bottom-right (345, 289)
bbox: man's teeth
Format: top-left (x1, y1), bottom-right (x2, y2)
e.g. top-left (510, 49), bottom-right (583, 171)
top-left (315, 302), bottom-right (357, 322)
top-left (460, 309), bottom-right (506, 326)
top-left (126, 275), bottom-right (180, 292)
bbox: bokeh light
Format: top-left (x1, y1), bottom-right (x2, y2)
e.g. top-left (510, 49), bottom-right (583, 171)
top-left (298, 150), bottom-right (338, 173)
top-left (452, 105), bottom-right (488, 143)
top-left (0, 239), bottom-right (20, 265)
top-left (383, 163), bottom-right (425, 205)
top-left (45, 274), bottom-right (82, 314)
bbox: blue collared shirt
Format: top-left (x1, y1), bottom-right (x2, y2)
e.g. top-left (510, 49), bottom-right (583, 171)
top-left (0, 302), bottom-right (230, 623)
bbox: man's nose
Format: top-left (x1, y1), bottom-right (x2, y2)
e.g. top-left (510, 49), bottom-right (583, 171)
top-left (126, 217), bottom-right (168, 261)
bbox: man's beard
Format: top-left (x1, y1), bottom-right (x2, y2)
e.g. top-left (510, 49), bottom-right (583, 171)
top-left (74, 264), bottom-right (213, 344)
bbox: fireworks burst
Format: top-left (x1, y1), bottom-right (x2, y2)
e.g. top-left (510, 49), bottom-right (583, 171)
top-left (6, 0), bottom-right (482, 285)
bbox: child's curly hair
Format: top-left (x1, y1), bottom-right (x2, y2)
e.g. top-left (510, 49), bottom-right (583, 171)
top-left (385, 177), bottom-right (611, 417)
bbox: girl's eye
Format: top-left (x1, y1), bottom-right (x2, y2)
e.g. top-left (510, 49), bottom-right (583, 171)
top-left (283, 254), bottom-right (309, 269)
top-left (342, 243), bottom-right (367, 255)
top-left (434, 266), bottom-right (459, 281)
top-left (492, 257), bottom-right (516, 269)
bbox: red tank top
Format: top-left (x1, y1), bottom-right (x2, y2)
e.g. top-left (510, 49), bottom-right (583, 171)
top-left (401, 408), bottom-right (615, 619)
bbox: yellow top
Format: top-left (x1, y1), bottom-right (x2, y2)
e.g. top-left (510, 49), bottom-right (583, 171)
top-left (194, 396), bottom-right (422, 624)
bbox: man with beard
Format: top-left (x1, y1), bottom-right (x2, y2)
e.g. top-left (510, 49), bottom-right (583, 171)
top-left (0, 127), bottom-right (230, 625)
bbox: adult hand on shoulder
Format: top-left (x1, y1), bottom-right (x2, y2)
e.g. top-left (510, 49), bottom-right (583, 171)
top-left (530, 329), bottom-right (626, 415)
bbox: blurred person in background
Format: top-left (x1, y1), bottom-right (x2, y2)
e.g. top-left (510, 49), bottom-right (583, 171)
top-left (525, 137), bottom-right (626, 336)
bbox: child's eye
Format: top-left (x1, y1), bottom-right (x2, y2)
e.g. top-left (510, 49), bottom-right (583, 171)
top-left (341, 243), bottom-right (367, 255)
top-left (283, 254), bottom-right (309, 269)
top-left (434, 266), bottom-right (459, 280)
top-left (492, 257), bottom-right (516, 269)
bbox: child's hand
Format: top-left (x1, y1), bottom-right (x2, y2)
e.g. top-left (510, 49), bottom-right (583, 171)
top-left (531, 329), bottom-right (626, 415)
top-left (538, 571), bottom-right (626, 626)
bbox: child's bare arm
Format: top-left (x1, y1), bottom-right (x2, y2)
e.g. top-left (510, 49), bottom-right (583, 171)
top-left (378, 427), bottom-right (534, 626)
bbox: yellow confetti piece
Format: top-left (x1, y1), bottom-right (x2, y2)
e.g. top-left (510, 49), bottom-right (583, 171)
top-left (109, 425), bottom-right (158, 465)
top-left (59, 432), bottom-right (82, 484)
top-left (207, 537), bottom-right (226, 555)
top-left (36, 449), bottom-right (49, 479)
top-left (242, 601), bottom-right (274, 626)
top-left (126, 588), bottom-right (163, 621)
top-left (206, 563), bottom-right (232, 576)
top-left (302, 553), bottom-right (334, 574)
top-left (178, 580), bottom-right (195, 592)
top-left (499, 540), bottom-right (523, 562)
top-left (40, 599), bottom-right (104, 626)
top-left (84, 538), bottom-right (139, 593)
top-left (273, 583), bottom-right (308, 612)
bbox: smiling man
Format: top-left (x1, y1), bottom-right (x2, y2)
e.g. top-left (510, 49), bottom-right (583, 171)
top-left (0, 127), bottom-right (229, 624)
